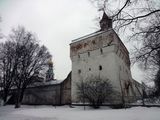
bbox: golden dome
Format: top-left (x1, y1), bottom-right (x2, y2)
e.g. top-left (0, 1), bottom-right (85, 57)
top-left (48, 58), bottom-right (53, 65)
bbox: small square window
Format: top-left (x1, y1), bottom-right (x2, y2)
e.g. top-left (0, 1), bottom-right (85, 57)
top-left (78, 69), bottom-right (81, 74)
top-left (89, 68), bottom-right (91, 71)
top-left (99, 65), bottom-right (102, 70)
top-left (88, 52), bottom-right (90, 57)
top-left (100, 48), bottom-right (103, 54)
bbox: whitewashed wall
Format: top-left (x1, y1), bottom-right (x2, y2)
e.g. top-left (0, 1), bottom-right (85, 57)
top-left (70, 29), bottom-right (136, 103)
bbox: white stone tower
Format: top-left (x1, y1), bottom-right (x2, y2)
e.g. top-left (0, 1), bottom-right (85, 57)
top-left (70, 12), bottom-right (135, 103)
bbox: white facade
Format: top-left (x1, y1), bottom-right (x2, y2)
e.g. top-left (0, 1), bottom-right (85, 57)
top-left (70, 13), bottom-right (139, 103)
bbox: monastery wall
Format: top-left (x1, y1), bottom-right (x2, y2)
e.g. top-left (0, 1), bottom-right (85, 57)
top-left (22, 73), bottom-right (71, 105)
top-left (22, 85), bottom-right (61, 105)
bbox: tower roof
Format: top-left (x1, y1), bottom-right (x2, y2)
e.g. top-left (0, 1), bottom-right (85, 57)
top-left (100, 12), bottom-right (110, 22)
top-left (100, 12), bottom-right (112, 31)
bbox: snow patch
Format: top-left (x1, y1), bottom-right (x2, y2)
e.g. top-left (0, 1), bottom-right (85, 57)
top-left (0, 105), bottom-right (160, 120)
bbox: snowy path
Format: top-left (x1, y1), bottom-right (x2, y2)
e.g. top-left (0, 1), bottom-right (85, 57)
top-left (0, 105), bottom-right (160, 120)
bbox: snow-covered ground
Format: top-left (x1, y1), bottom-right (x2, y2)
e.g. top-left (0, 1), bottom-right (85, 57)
top-left (0, 105), bottom-right (160, 120)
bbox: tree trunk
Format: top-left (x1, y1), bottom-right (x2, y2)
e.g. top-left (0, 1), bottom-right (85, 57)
top-left (20, 88), bottom-right (25, 103)
top-left (3, 89), bottom-right (9, 106)
top-left (15, 89), bottom-right (21, 108)
top-left (15, 87), bottom-right (26, 108)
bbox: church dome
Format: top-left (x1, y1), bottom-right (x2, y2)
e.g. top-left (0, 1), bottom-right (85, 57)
top-left (48, 58), bottom-right (53, 65)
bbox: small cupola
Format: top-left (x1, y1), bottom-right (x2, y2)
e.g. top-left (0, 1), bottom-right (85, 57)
top-left (46, 58), bottom-right (54, 82)
top-left (100, 12), bottom-right (112, 31)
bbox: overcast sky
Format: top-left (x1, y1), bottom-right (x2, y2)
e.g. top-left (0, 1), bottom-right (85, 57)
top-left (0, 0), bottom-right (144, 82)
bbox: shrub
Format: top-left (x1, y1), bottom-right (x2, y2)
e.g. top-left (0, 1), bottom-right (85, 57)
top-left (76, 76), bottom-right (114, 109)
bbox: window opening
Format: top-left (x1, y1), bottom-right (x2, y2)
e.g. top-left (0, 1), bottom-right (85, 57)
top-left (78, 69), bottom-right (81, 74)
top-left (100, 48), bottom-right (103, 54)
top-left (88, 52), bottom-right (90, 57)
top-left (99, 65), bottom-right (102, 70)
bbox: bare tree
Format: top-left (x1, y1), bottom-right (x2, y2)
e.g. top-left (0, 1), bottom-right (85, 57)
top-left (154, 62), bottom-right (160, 96)
top-left (0, 26), bottom-right (52, 108)
top-left (90, 0), bottom-right (160, 63)
top-left (0, 41), bottom-right (16, 105)
top-left (90, 0), bottom-right (160, 31)
top-left (76, 76), bottom-right (114, 109)
top-left (0, 16), bottom-right (2, 39)
top-left (90, 0), bottom-right (160, 95)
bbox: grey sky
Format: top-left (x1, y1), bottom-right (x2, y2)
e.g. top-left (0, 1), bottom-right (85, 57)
top-left (0, 0), bottom-right (144, 82)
